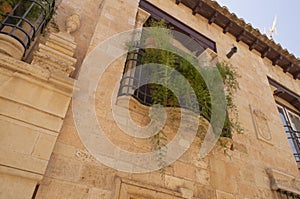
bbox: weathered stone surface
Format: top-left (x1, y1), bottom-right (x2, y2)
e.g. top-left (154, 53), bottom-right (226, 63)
top-left (88, 188), bottom-right (111, 199)
top-left (45, 154), bottom-right (82, 182)
top-left (0, 173), bottom-right (37, 199)
top-left (267, 168), bottom-right (300, 195)
top-left (36, 178), bottom-right (89, 199)
top-left (79, 164), bottom-right (116, 189)
top-left (2, 0), bottom-right (300, 198)
top-left (216, 190), bottom-right (235, 199)
top-left (0, 34), bottom-right (23, 59)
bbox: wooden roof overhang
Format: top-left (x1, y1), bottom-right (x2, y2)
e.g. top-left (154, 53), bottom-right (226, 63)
top-left (175, 0), bottom-right (300, 80)
top-left (269, 78), bottom-right (300, 110)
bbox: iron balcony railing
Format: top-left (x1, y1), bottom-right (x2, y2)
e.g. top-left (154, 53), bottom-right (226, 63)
top-left (117, 47), bottom-right (199, 111)
top-left (118, 46), bottom-right (232, 138)
top-left (0, 0), bottom-right (55, 57)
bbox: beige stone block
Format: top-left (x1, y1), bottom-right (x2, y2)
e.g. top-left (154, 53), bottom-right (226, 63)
top-left (165, 175), bottom-right (194, 190)
top-left (148, 172), bottom-right (165, 187)
top-left (36, 178), bottom-right (89, 199)
top-left (45, 33), bottom-right (77, 56)
top-left (79, 164), bottom-right (116, 189)
top-left (33, 44), bottom-right (76, 75)
top-left (179, 187), bottom-right (193, 199)
top-left (0, 98), bottom-right (63, 132)
top-left (131, 173), bottom-right (150, 184)
top-left (32, 133), bottom-right (58, 160)
top-left (216, 190), bottom-right (235, 199)
top-left (57, 119), bottom-right (85, 149)
top-left (232, 142), bottom-right (248, 154)
top-left (88, 188), bottom-right (111, 199)
top-left (237, 183), bottom-right (258, 198)
top-left (192, 156), bottom-right (209, 169)
top-left (45, 154), bottom-right (82, 182)
top-left (0, 74), bottom-right (71, 118)
top-left (0, 149), bottom-right (48, 175)
top-left (254, 168), bottom-right (270, 189)
top-left (174, 161), bottom-right (196, 181)
top-left (0, 118), bottom-right (39, 155)
top-left (0, 173), bottom-right (37, 199)
top-left (193, 184), bottom-right (215, 199)
top-left (196, 168), bottom-right (210, 185)
top-left (53, 141), bottom-right (77, 158)
top-left (240, 165), bottom-right (256, 183)
top-left (210, 171), bottom-right (237, 194)
top-left (0, 54), bottom-right (50, 80)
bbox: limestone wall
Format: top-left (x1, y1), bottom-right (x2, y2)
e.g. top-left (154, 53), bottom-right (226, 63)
top-left (30, 0), bottom-right (300, 198)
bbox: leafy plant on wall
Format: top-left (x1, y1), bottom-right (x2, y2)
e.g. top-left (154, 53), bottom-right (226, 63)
top-left (126, 19), bottom-right (242, 170)
top-left (0, 0), bottom-right (18, 21)
top-left (137, 19), bottom-right (242, 135)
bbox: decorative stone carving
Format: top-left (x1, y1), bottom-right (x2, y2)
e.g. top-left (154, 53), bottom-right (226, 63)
top-left (66, 13), bottom-right (81, 34)
top-left (266, 168), bottom-right (300, 195)
top-left (250, 105), bottom-right (272, 144)
top-left (114, 177), bottom-right (185, 198)
top-left (32, 31), bottom-right (77, 76)
top-left (197, 48), bottom-right (219, 67)
top-left (31, 12), bottom-right (81, 76)
top-left (135, 8), bottom-right (151, 28)
top-left (75, 149), bottom-right (96, 162)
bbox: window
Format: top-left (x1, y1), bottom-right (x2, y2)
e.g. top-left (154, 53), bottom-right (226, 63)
top-left (277, 104), bottom-right (300, 163)
top-left (118, 0), bottom-right (216, 111)
top-left (0, 0), bottom-right (55, 58)
top-left (117, 0), bottom-right (237, 138)
top-left (269, 78), bottom-right (300, 164)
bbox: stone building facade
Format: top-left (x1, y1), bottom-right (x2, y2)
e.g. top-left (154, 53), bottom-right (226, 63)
top-left (0, 0), bottom-right (300, 198)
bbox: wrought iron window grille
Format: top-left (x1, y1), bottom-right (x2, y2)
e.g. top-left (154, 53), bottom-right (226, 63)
top-left (0, 0), bottom-right (55, 57)
top-left (276, 189), bottom-right (300, 199)
top-left (283, 124), bottom-right (300, 163)
top-left (117, 46), bottom-right (200, 112)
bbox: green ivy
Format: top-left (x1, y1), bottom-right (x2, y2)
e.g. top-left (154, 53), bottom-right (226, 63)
top-left (136, 19), bottom-right (242, 137)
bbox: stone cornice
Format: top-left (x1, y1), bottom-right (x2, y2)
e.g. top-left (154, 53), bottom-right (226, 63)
top-left (266, 168), bottom-right (300, 195)
top-left (175, 0), bottom-right (300, 79)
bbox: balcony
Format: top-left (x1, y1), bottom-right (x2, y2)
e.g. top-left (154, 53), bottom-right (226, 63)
top-left (0, 0), bottom-right (54, 59)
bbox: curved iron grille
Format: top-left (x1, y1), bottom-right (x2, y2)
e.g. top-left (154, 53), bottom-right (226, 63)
top-left (0, 0), bottom-right (55, 57)
top-left (118, 48), bottom-right (154, 105)
top-left (117, 47), bottom-right (200, 112)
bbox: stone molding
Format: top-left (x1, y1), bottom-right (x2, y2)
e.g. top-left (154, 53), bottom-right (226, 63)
top-left (32, 32), bottom-right (77, 77)
top-left (266, 168), bottom-right (300, 195)
top-left (0, 34), bottom-right (24, 60)
top-left (0, 54), bottom-right (74, 97)
top-left (0, 165), bottom-right (43, 182)
top-left (135, 8), bottom-right (151, 27)
top-left (249, 105), bottom-right (272, 145)
top-left (114, 177), bottom-right (190, 198)
top-left (197, 48), bottom-right (219, 67)
top-left (66, 13), bottom-right (81, 34)
top-left (0, 19), bottom-right (77, 198)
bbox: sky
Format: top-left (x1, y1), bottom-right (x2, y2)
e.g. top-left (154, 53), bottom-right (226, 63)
top-left (216, 0), bottom-right (300, 58)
